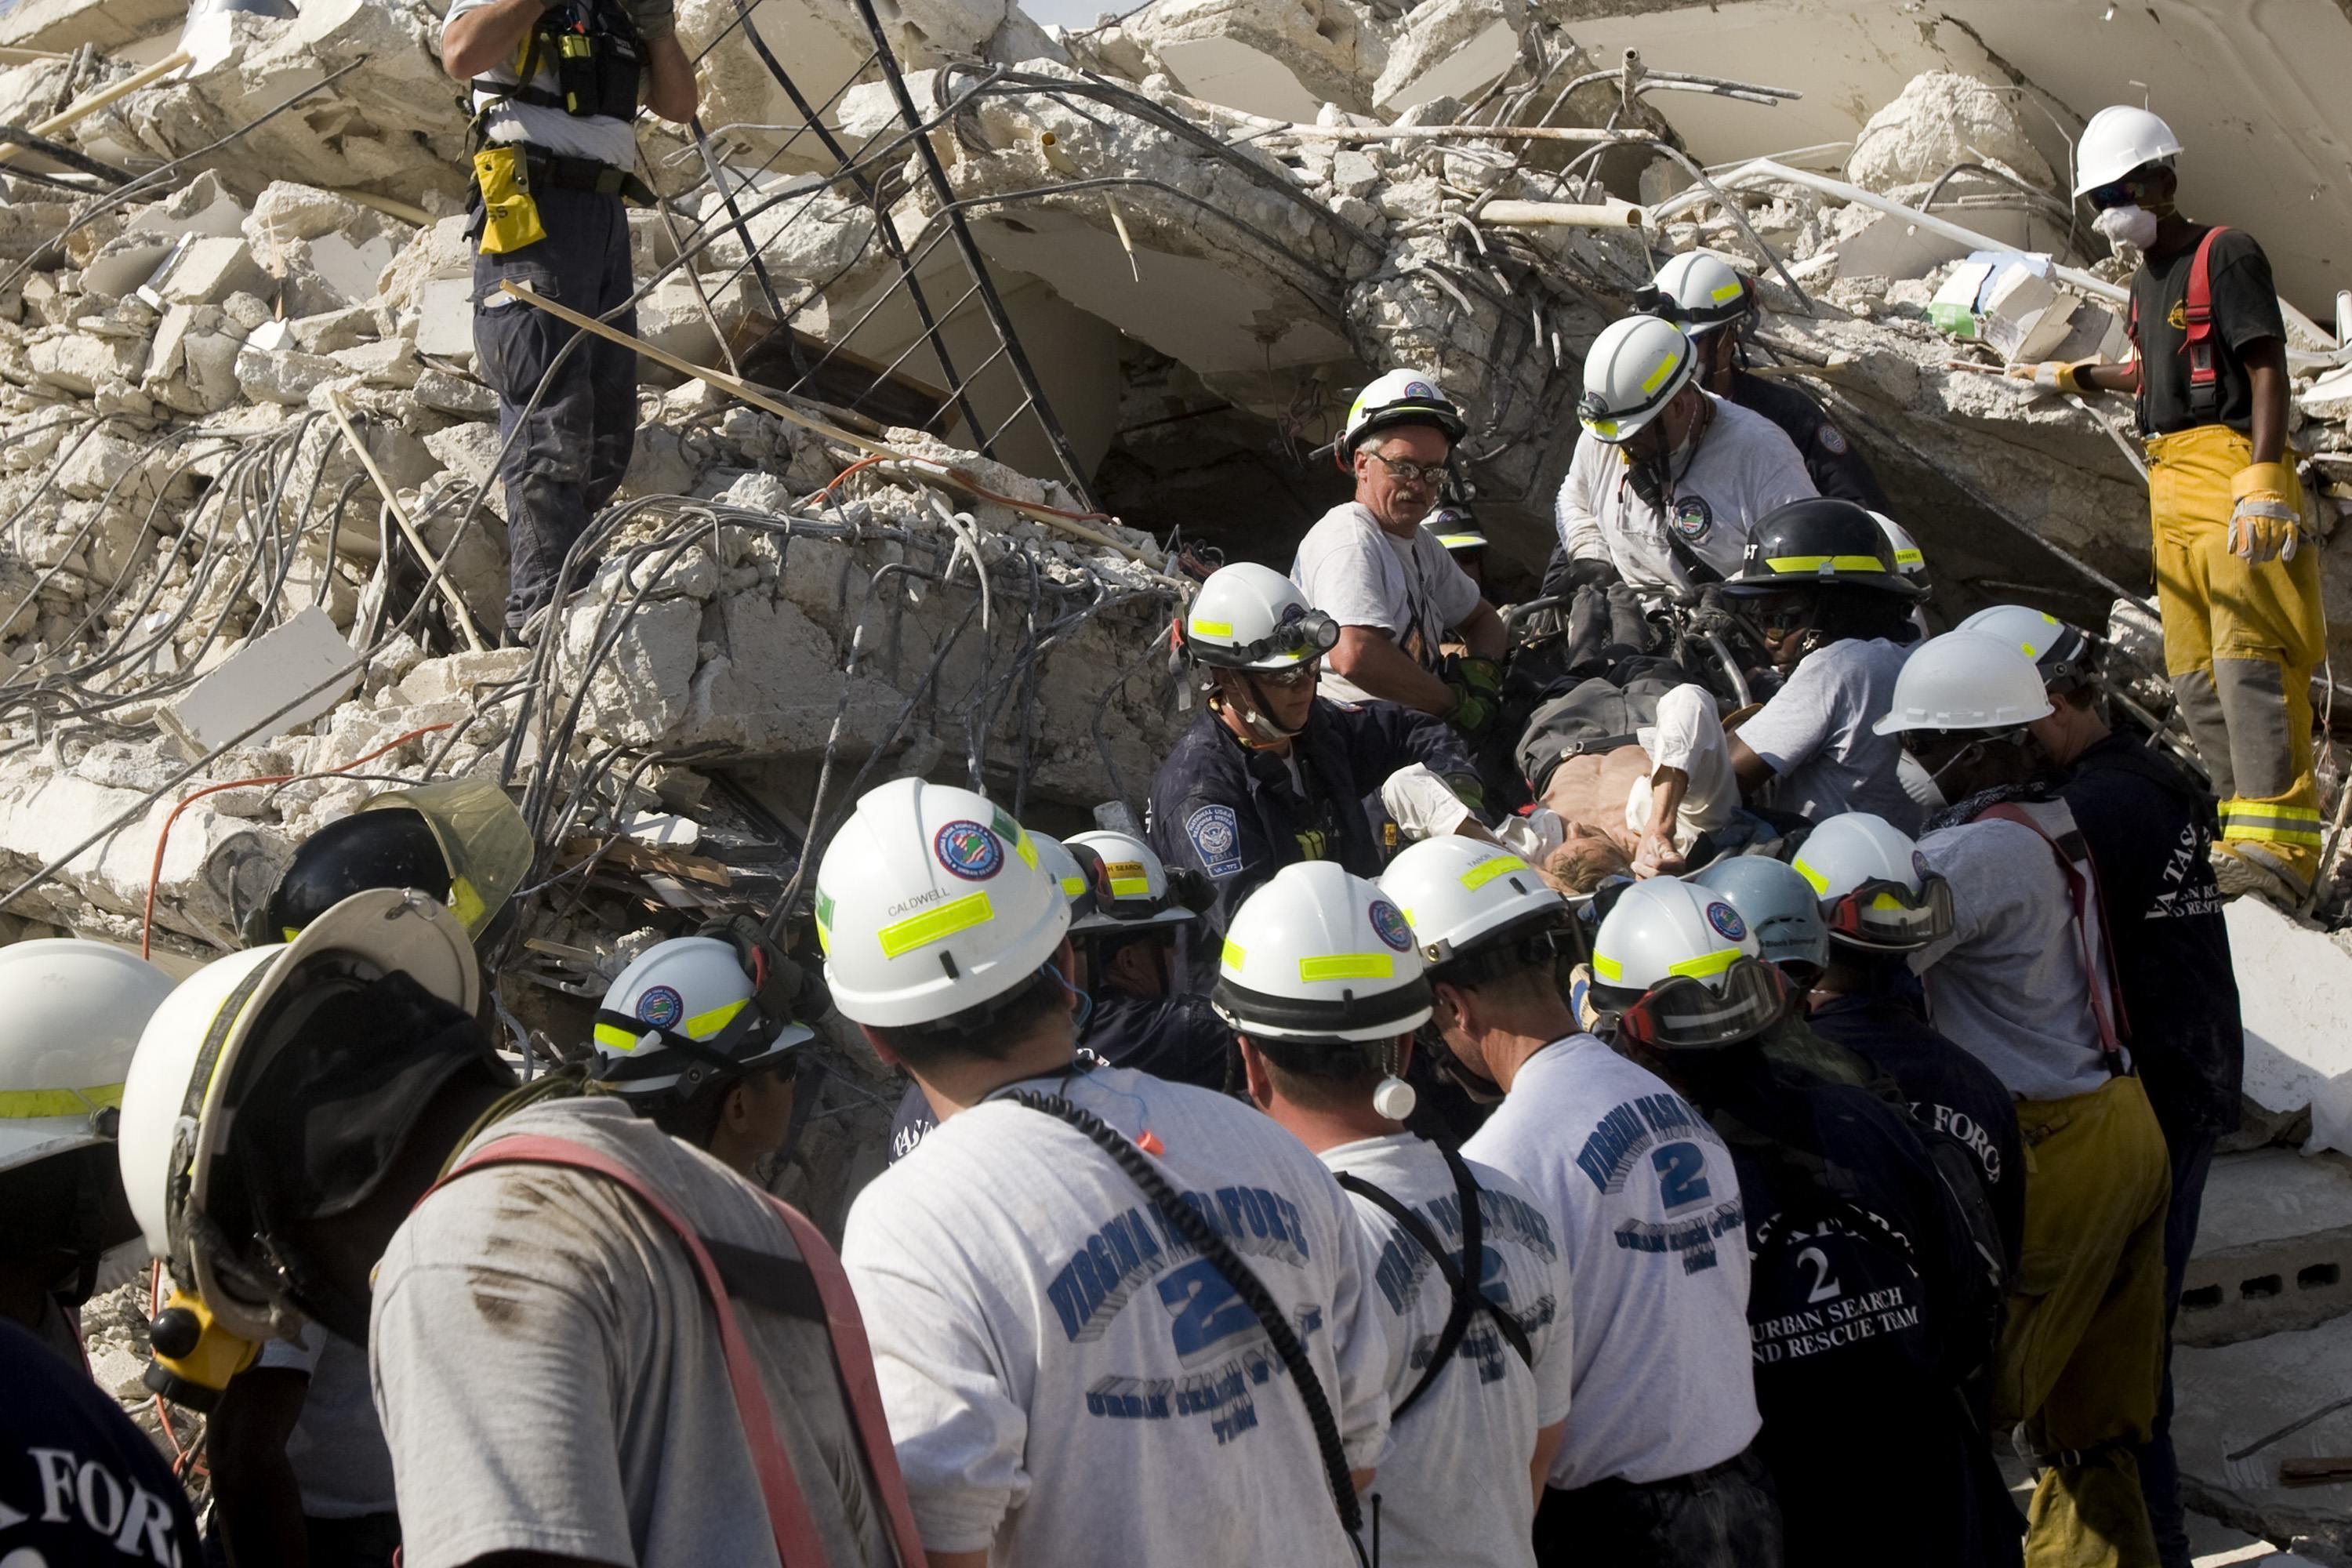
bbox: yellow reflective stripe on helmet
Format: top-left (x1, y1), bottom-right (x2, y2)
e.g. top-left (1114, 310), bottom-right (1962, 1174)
top-left (1300, 953), bottom-right (1394, 982)
top-left (1014, 832), bottom-right (1038, 871)
top-left (1892, 548), bottom-right (1925, 567)
top-left (1104, 860), bottom-right (1150, 897)
top-left (1765, 554), bottom-right (1889, 574)
top-left (1190, 618), bottom-right (1233, 638)
top-left (593, 1022), bottom-right (646, 1054)
top-left (1867, 892), bottom-right (1906, 911)
top-left (878, 891), bottom-right (995, 960)
top-left (448, 875), bottom-right (486, 935)
top-left (1666, 947), bottom-right (1742, 980)
top-left (1588, 416), bottom-right (1621, 438)
top-left (682, 998), bottom-right (746, 1040)
top-left (1639, 351), bottom-right (1683, 396)
top-left (1461, 853), bottom-right (1528, 891)
top-left (0, 1083), bottom-right (122, 1117)
top-left (1222, 939), bottom-right (1246, 971)
top-left (1060, 875), bottom-right (1087, 897)
top-left (1592, 952), bottom-right (1624, 982)
top-left (1709, 279), bottom-right (1746, 303)
top-left (1791, 858), bottom-right (1828, 895)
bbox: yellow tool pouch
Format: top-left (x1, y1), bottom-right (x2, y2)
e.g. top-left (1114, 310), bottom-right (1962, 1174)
top-left (472, 144), bottom-right (547, 256)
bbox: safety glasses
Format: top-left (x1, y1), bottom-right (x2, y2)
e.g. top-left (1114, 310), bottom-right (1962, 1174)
top-left (1253, 660), bottom-right (1321, 688)
top-left (1367, 451), bottom-right (1449, 488)
top-left (1822, 873), bottom-right (1955, 949)
top-left (2085, 180), bottom-right (2143, 212)
top-left (1612, 954), bottom-right (1788, 1051)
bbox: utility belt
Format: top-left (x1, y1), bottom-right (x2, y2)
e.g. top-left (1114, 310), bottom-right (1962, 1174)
top-left (469, 143), bottom-right (654, 255)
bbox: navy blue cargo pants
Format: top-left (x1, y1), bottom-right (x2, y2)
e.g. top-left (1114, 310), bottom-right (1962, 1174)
top-left (471, 183), bottom-right (638, 638)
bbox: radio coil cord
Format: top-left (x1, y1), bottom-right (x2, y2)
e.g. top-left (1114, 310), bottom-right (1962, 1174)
top-left (1006, 1091), bottom-right (1372, 1566)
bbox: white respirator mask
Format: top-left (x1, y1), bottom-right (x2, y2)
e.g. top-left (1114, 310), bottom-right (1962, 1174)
top-left (2092, 204), bottom-right (2160, 252)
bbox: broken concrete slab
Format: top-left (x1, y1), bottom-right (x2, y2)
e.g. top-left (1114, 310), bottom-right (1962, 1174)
top-left (2180, 1149), bottom-right (2352, 1348)
top-left (2227, 900), bottom-right (2352, 1152)
top-left (146, 235), bottom-right (270, 308)
top-left (155, 606), bottom-right (360, 762)
top-left (2175, 1310), bottom-right (2352, 1555)
top-left (1846, 70), bottom-right (2056, 196)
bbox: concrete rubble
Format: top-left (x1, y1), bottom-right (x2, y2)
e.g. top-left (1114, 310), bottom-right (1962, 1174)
top-left (5, 0), bottom-right (2352, 1540)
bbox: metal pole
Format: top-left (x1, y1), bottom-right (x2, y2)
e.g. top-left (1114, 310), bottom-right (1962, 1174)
top-left (728, 0), bottom-right (992, 450)
top-left (844, 0), bottom-right (1100, 507)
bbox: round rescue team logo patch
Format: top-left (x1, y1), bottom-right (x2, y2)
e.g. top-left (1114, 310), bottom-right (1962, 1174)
top-left (934, 819), bottom-right (1004, 880)
top-left (636, 984), bottom-right (684, 1030)
top-left (1817, 425), bottom-right (1849, 456)
top-left (1671, 496), bottom-right (1714, 541)
top-left (1370, 900), bottom-right (1413, 952)
top-left (1402, 380), bottom-right (1436, 400)
top-left (1705, 901), bottom-right (1748, 942)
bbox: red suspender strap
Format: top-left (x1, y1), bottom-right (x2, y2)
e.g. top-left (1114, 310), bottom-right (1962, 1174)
top-left (436, 1135), bottom-right (837, 1568)
top-left (760, 1194), bottom-right (929, 1568)
top-left (1976, 804), bottom-right (2129, 1064)
top-left (2183, 227), bottom-right (2228, 417)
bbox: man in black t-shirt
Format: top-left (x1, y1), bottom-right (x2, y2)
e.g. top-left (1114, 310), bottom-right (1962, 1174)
top-left (0, 1316), bottom-right (201, 1566)
top-left (2013, 104), bottom-right (2321, 909)
top-left (2017, 623), bottom-right (2241, 1568)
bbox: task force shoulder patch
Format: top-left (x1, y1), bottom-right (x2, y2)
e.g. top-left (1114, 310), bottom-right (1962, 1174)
top-left (1185, 804), bottom-right (1244, 879)
top-left (1817, 424), bottom-right (1849, 456)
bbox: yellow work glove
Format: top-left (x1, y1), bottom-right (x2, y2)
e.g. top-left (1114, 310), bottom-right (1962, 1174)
top-left (2003, 360), bottom-right (2085, 394)
top-left (2228, 462), bottom-right (2303, 564)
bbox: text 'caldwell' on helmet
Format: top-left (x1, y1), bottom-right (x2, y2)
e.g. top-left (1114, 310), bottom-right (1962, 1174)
top-left (813, 778), bottom-right (1069, 1031)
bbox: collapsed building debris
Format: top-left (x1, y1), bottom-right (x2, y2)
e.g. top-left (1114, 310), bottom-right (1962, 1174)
top-left (6, 0), bottom-right (2352, 1545)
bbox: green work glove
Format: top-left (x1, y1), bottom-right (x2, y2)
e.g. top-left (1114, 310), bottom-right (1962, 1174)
top-left (1444, 655), bottom-right (1503, 737)
top-left (695, 913), bottom-right (829, 1024)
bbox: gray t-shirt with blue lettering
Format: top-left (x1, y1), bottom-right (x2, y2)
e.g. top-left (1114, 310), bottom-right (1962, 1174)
top-left (842, 1065), bottom-right (1392, 1565)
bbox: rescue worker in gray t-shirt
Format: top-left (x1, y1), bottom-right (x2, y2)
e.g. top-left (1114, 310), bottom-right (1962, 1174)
top-left (117, 889), bottom-right (920, 1568)
top-left (441, 0), bottom-right (698, 643)
top-left (1718, 499), bottom-right (1927, 832)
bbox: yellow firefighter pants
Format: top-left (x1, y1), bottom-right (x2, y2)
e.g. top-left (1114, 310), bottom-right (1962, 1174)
top-left (2147, 424), bottom-right (2326, 877)
top-left (1998, 1076), bottom-right (2171, 1568)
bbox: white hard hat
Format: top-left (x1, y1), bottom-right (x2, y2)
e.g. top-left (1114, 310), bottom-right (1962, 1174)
top-left (2074, 104), bottom-right (2183, 198)
top-left (0, 941), bottom-right (177, 1175)
top-left (1872, 630), bottom-right (2054, 735)
top-left (1650, 250), bottom-right (1754, 336)
top-left (1580, 314), bottom-right (1696, 444)
top-left (1870, 511), bottom-right (1929, 586)
top-left (814, 778), bottom-right (1069, 1030)
top-left (1066, 829), bottom-right (1198, 931)
top-left (1791, 812), bottom-right (1956, 952)
top-left (1341, 368), bottom-right (1468, 453)
top-left (118, 888), bottom-right (477, 1343)
top-left (1377, 835), bottom-right (1566, 965)
top-left (1032, 832), bottom-right (1095, 913)
top-left (1588, 877), bottom-right (1784, 1049)
top-left (1181, 562), bottom-right (1338, 672)
top-left (590, 936), bottom-right (813, 1101)
top-left (1212, 861), bottom-right (1432, 1043)
top-left (1955, 604), bottom-right (2093, 691)
top-left (1421, 506), bottom-right (1486, 554)
top-left (1689, 855), bottom-right (1828, 977)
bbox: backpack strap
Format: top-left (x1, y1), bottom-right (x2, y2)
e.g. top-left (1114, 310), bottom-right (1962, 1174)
top-left (1337, 1145), bottom-right (1532, 1421)
top-left (1973, 804), bottom-right (2130, 1068)
top-left (432, 1134), bottom-right (926, 1568)
top-left (2181, 227), bottom-right (2230, 421)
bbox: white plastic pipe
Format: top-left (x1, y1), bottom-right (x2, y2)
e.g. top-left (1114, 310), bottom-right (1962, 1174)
top-left (1476, 198), bottom-right (1644, 229)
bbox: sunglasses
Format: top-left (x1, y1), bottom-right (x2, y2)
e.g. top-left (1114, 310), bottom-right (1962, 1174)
top-left (2085, 180), bottom-right (2143, 212)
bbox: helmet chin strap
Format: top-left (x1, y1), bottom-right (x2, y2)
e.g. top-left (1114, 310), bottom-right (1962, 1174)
top-left (1210, 674), bottom-right (1307, 748)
